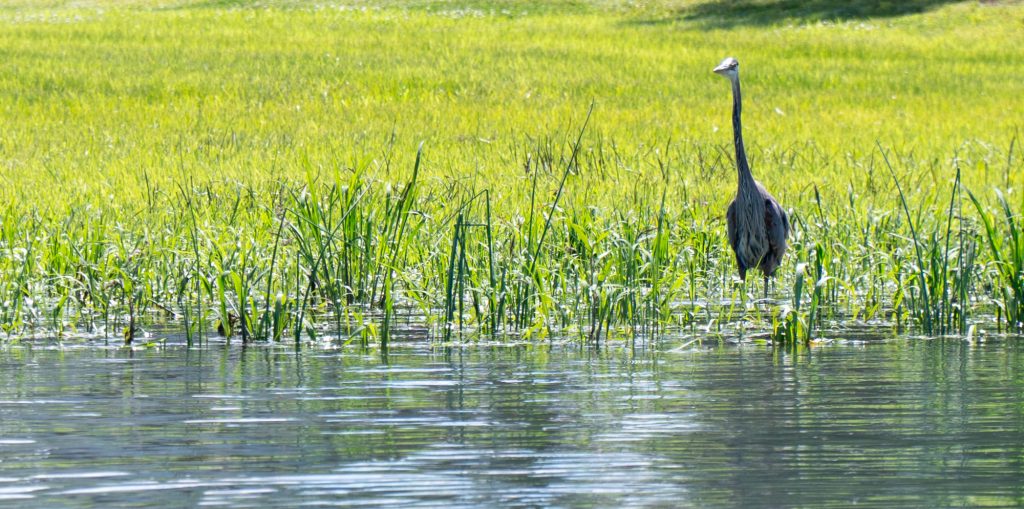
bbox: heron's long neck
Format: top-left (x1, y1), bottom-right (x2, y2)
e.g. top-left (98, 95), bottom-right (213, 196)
top-left (730, 77), bottom-right (755, 188)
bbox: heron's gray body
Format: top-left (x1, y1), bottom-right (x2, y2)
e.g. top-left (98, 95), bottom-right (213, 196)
top-left (726, 181), bottom-right (788, 280)
top-left (716, 57), bottom-right (789, 281)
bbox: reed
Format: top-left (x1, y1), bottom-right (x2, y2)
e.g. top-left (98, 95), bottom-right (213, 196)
top-left (968, 188), bottom-right (1024, 332)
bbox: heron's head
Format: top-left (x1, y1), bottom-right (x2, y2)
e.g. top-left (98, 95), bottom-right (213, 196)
top-left (713, 57), bottom-right (739, 80)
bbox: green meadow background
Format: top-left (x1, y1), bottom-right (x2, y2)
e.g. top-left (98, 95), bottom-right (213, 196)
top-left (1, 0), bottom-right (1022, 343)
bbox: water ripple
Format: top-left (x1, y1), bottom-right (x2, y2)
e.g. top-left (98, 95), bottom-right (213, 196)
top-left (0, 339), bottom-right (1022, 507)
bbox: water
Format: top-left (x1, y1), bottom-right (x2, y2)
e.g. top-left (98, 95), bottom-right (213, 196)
top-left (2, 338), bottom-right (1023, 508)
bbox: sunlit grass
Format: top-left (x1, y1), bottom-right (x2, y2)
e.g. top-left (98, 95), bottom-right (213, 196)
top-left (0, 0), bottom-right (1022, 343)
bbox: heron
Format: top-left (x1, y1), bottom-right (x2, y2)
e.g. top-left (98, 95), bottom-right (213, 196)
top-left (713, 57), bottom-right (789, 298)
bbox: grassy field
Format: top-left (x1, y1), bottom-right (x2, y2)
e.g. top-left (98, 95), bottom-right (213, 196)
top-left (1, 0), bottom-right (1023, 345)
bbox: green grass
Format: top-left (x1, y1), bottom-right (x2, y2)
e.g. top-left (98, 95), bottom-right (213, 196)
top-left (1, 0), bottom-right (1023, 343)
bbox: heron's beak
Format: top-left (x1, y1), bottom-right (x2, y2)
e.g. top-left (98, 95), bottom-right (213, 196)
top-left (713, 63), bottom-right (729, 74)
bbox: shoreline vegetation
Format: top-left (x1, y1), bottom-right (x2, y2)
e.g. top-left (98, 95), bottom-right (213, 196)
top-left (1, 1), bottom-right (1022, 345)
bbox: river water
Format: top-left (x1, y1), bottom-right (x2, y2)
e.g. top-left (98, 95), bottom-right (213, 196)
top-left (1, 338), bottom-right (1023, 507)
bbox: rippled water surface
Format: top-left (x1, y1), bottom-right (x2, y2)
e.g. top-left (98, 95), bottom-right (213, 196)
top-left (2, 338), bottom-right (1024, 507)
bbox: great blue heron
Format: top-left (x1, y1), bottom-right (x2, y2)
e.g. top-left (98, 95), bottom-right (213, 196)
top-left (713, 57), bottom-right (789, 296)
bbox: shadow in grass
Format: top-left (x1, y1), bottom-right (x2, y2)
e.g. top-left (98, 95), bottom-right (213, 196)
top-left (635, 0), bottom-right (969, 27)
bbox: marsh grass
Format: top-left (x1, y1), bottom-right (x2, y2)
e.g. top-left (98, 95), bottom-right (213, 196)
top-left (969, 188), bottom-right (1024, 332)
top-left (881, 145), bottom-right (975, 336)
top-left (1, 0), bottom-right (1023, 344)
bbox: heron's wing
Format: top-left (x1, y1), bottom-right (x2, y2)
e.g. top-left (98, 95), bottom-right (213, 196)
top-left (726, 200), bottom-right (739, 251)
top-left (765, 198), bottom-right (789, 254)
top-left (726, 199), bottom-right (746, 279)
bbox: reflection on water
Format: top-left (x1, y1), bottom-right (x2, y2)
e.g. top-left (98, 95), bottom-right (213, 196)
top-left (1, 339), bottom-right (1023, 507)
